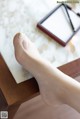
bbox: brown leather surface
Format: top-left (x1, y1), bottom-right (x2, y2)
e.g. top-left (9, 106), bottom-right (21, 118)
top-left (0, 88), bottom-right (8, 111)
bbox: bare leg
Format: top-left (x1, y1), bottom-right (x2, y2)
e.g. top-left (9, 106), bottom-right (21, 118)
top-left (13, 33), bottom-right (80, 112)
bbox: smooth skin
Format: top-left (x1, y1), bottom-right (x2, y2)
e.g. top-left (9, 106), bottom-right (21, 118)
top-left (13, 33), bottom-right (80, 113)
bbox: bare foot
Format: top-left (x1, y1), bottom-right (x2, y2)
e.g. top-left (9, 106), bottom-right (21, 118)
top-left (13, 33), bottom-right (80, 112)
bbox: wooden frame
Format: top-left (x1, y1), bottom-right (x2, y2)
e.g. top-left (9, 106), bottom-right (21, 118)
top-left (0, 54), bottom-right (80, 118)
top-left (37, 4), bottom-right (80, 46)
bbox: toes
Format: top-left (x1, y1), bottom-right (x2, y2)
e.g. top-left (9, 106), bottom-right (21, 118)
top-left (13, 32), bottom-right (30, 50)
top-left (13, 32), bottom-right (23, 48)
top-left (13, 33), bottom-right (25, 63)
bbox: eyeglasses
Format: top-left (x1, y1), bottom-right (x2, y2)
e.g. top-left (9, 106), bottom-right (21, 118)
top-left (62, 3), bottom-right (80, 32)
